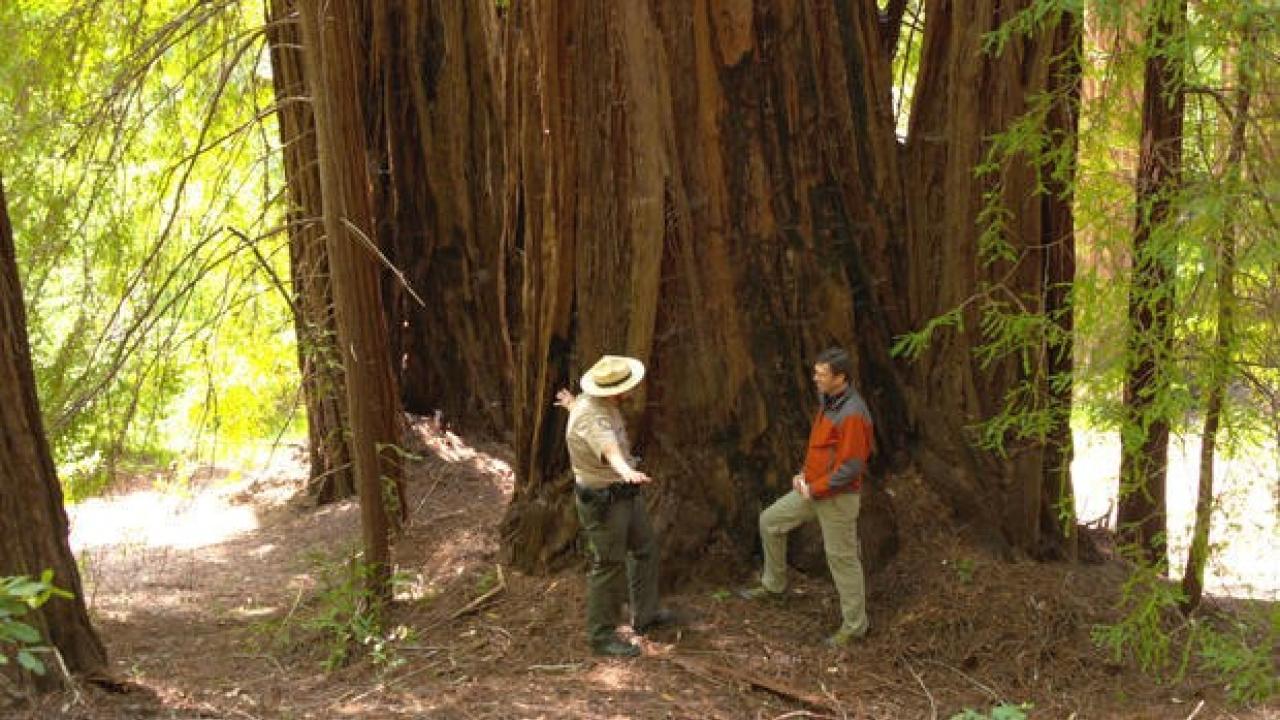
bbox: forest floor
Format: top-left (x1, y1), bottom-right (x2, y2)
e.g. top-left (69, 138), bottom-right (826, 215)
top-left (11, 417), bottom-right (1280, 719)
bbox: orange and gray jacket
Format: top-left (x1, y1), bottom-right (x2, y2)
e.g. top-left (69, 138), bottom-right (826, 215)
top-left (802, 388), bottom-right (874, 498)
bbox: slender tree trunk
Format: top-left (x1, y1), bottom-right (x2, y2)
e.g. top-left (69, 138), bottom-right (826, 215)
top-left (298, 0), bottom-right (404, 597)
top-left (498, 1), bottom-right (1080, 577)
top-left (1044, 14), bottom-right (1083, 562)
top-left (0, 176), bottom-right (107, 691)
top-left (266, 0), bottom-right (355, 504)
top-left (1181, 31), bottom-right (1251, 610)
top-left (365, 0), bottom-right (514, 436)
top-left (1118, 0), bottom-right (1186, 565)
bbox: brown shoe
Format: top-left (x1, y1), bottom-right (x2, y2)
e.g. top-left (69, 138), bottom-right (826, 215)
top-left (823, 624), bottom-right (868, 648)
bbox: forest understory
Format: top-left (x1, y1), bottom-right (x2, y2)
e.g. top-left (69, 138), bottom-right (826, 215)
top-left (9, 417), bottom-right (1277, 720)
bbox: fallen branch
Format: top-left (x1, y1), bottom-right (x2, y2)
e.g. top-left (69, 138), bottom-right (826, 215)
top-left (668, 655), bottom-right (838, 714)
top-left (50, 648), bottom-right (82, 706)
top-left (902, 658), bottom-right (937, 720)
top-left (425, 509), bottom-right (466, 525)
top-left (450, 564), bottom-right (506, 619)
top-left (920, 658), bottom-right (1001, 703)
top-left (818, 682), bottom-right (849, 720)
top-left (771, 711), bottom-right (838, 720)
top-left (527, 662), bottom-right (585, 673)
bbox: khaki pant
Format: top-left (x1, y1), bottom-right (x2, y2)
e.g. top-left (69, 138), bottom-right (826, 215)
top-left (759, 490), bottom-right (868, 635)
top-left (575, 488), bottom-right (659, 646)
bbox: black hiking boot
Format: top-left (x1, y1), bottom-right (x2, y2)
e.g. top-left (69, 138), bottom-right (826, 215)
top-left (634, 608), bottom-right (678, 636)
top-left (592, 638), bottom-right (641, 657)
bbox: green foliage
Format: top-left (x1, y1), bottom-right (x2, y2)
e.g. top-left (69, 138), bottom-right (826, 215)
top-left (949, 557), bottom-right (976, 584)
top-left (473, 567), bottom-right (500, 595)
top-left (1091, 562), bottom-right (1190, 679)
top-left (1194, 609), bottom-right (1279, 706)
top-left (892, 307), bottom-right (964, 361)
top-left (949, 703), bottom-right (1032, 720)
top-left (0, 570), bottom-right (73, 677)
top-left (983, 0), bottom-right (1079, 55)
top-left (266, 552), bottom-right (413, 672)
top-left (0, 0), bottom-right (302, 497)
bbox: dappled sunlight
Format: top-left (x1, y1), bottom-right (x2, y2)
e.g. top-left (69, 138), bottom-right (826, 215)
top-left (406, 528), bottom-right (498, 605)
top-left (67, 446), bottom-right (310, 551)
top-left (1072, 429), bottom-right (1280, 599)
top-left (585, 662), bottom-right (637, 690)
top-left (406, 415), bottom-right (516, 495)
top-left (69, 489), bottom-right (260, 550)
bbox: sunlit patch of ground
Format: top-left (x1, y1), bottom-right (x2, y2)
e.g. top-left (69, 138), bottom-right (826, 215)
top-left (66, 444), bottom-right (322, 620)
top-left (68, 444), bottom-right (309, 551)
top-left (70, 491), bottom-right (260, 550)
top-left (1073, 429), bottom-right (1280, 599)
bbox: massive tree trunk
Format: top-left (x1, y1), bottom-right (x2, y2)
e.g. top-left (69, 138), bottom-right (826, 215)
top-left (297, 0), bottom-right (404, 595)
top-left (267, 0), bottom-right (355, 504)
top-left (1118, 0), bottom-right (1186, 565)
top-left (0, 176), bottom-right (107, 690)
top-left (498, 0), bottom-right (1080, 578)
top-left (365, 1), bottom-right (515, 436)
top-left (902, 0), bottom-right (1080, 559)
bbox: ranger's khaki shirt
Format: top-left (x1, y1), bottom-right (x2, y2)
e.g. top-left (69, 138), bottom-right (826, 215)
top-left (566, 395), bottom-right (630, 489)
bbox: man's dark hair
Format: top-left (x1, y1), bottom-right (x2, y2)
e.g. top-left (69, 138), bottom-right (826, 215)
top-left (814, 347), bottom-right (853, 383)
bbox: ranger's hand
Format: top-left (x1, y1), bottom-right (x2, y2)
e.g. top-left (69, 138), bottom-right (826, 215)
top-left (554, 388), bottom-right (576, 411)
top-left (621, 466), bottom-right (652, 485)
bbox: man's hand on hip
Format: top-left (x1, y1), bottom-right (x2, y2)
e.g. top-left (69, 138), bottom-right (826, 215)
top-left (792, 472), bottom-right (811, 498)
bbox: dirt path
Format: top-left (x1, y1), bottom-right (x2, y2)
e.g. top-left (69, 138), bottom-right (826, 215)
top-left (14, 422), bottom-right (1278, 719)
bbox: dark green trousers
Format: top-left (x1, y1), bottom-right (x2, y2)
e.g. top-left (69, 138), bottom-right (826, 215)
top-left (574, 486), bottom-right (659, 647)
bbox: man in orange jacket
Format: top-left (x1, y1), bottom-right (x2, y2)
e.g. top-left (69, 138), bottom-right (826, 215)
top-left (738, 347), bottom-right (874, 647)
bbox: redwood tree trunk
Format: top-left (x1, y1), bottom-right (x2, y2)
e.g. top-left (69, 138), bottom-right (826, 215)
top-left (365, 0), bottom-right (515, 436)
top-left (498, 1), bottom-right (1080, 578)
top-left (267, 0), bottom-right (355, 504)
top-left (0, 176), bottom-right (107, 690)
top-left (902, 0), bottom-right (1080, 559)
top-left (1182, 32), bottom-right (1250, 610)
top-left (298, 0), bottom-right (404, 595)
top-left (1118, 0), bottom-right (1186, 565)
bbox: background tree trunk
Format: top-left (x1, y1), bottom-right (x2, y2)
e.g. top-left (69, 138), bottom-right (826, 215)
top-left (297, 0), bottom-right (404, 596)
top-left (365, 0), bottom-right (515, 436)
top-left (267, 0), bottom-right (355, 504)
top-left (1118, 0), bottom-right (1186, 565)
top-left (1182, 28), bottom-right (1250, 610)
top-left (0, 176), bottom-right (107, 690)
top-left (498, 0), bottom-right (1080, 579)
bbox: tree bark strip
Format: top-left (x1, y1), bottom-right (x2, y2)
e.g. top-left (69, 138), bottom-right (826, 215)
top-left (297, 0), bottom-right (403, 595)
top-left (0, 175), bottom-right (107, 690)
top-left (266, 0), bottom-right (355, 504)
top-left (1118, 0), bottom-right (1187, 564)
top-left (365, 0), bottom-right (515, 437)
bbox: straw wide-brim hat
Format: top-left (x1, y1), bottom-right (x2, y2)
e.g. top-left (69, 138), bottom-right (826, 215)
top-left (580, 355), bottom-right (646, 397)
